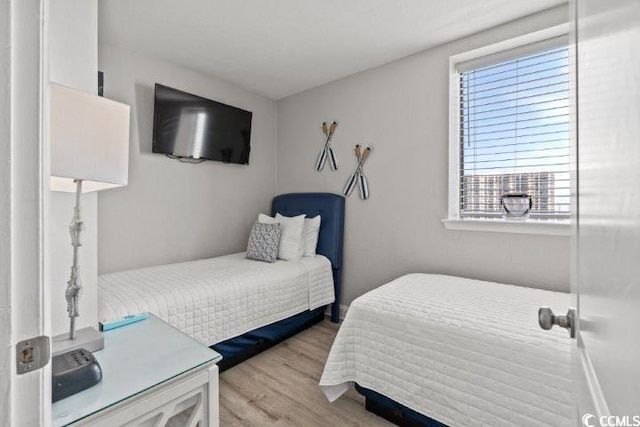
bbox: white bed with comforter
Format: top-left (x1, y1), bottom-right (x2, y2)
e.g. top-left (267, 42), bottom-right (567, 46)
top-left (99, 252), bottom-right (334, 346)
top-left (320, 273), bottom-right (572, 427)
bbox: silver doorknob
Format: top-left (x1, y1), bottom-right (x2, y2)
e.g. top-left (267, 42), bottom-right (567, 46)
top-left (538, 307), bottom-right (576, 338)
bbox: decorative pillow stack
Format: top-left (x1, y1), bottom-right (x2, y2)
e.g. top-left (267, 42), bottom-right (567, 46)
top-left (258, 213), bottom-right (305, 261)
top-left (245, 221), bottom-right (282, 263)
top-left (256, 213), bottom-right (322, 262)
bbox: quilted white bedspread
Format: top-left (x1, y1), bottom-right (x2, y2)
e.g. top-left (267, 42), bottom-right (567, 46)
top-left (320, 274), bottom-right (572, 427)
top-left (99, 253), bottom-right (334, 346)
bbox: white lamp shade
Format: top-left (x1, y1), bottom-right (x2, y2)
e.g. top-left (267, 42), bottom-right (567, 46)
top-left (50, 83), bottom-right (131, 193)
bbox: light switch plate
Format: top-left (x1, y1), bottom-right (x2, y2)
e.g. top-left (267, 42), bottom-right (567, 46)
top-left (16, 335), bottom-right (50, 375)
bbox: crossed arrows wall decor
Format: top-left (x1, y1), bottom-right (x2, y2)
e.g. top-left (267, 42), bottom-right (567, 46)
top-left (314, 121), bottom-right (372, 200)
top-left (343, 144), bottom-right (371, 200)
top-left (315, 121), bottom-right (338, 171)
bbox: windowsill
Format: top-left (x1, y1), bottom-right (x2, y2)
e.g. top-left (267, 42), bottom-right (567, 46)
top-left (441, 218), bottom-right (571, 236)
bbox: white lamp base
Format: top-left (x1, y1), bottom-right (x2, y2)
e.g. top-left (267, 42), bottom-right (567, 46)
top-left (52, 326), bottom-right (104, 356)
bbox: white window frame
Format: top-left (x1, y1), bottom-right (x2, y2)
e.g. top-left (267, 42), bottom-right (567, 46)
top-left (444, 24), bottom-right (572, 236)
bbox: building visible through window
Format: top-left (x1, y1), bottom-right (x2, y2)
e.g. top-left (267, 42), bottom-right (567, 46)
top-left (458, 44), bottom-right (570, 221)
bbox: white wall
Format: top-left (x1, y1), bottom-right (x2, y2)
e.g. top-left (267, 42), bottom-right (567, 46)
top-left (97, 44), bottom-right (277, 274)
top-left (49, 0), bottom-right (99, 336)
top-left (276, 6), bottom-right (571, 306)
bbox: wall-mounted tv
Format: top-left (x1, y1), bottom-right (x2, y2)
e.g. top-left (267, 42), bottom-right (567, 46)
top-left (152, 83), bottom-right (252, 165)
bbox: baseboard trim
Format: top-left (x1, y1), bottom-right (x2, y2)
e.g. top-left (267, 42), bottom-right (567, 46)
top-left (577, 340), bottom-right (610, 418)
top-left (338, 304), bottom-right (349, 320)
top-left (325, 304), bottom-right (349, 321)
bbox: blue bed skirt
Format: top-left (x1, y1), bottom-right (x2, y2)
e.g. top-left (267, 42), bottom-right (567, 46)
top-left (211, 306), bottom-right (327, 372)
top-left (355, 384), bottom-right (448, 427)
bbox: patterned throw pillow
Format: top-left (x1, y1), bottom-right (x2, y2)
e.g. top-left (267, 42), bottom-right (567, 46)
top-left (246, 221), bottom-right (282, 263)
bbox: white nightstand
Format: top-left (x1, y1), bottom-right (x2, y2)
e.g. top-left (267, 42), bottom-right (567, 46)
top-left (52, 314), bottom-right (222, 427)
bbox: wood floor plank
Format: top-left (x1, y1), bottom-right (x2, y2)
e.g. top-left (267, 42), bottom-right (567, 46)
top-left (219, 376), bottom-right (278, 426)
top-left (219, 320), bottom-right (393, 427)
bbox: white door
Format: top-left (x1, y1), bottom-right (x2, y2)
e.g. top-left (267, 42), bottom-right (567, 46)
top-left (572, 0), bottom-right (640, 424)
top-left (1, 0), bottom-right (51, 425)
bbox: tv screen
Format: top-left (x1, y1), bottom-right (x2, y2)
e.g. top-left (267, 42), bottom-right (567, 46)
top-left (152, 84), bottom-right (252, 164)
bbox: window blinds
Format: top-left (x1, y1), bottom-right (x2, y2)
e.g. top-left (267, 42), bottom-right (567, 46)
top-left (458, 44), bottom-right (571, 220)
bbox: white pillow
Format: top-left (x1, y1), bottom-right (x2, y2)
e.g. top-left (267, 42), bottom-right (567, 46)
top-left (301, 215), bottom-right (321, 257)
top-left (258, 213), bottom-right (305, 261)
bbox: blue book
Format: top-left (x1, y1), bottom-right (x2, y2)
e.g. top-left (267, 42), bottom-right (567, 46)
top-left (99, 313), bottom-right (149, 331)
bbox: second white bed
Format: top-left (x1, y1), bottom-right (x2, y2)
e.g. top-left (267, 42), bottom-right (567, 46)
top-left (99, 253), bottom-right (334, 346)
top-left (320, 273), bottom-right (572, 427)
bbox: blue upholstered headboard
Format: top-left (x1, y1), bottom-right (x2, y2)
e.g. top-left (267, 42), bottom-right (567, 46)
top-left (272, 193), bottom-right (345, 322)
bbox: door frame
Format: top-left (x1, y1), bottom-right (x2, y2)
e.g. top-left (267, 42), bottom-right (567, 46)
top-left (571, 0), bottom-right (613, 420)
top-left (1, 0), bottom-right (51, 425)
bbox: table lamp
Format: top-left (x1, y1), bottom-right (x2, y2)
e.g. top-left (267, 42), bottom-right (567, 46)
top-left (50, 83), bottom-right (130, 355)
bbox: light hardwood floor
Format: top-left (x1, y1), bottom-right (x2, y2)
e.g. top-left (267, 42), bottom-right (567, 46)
top-left (219, 320), bottom-right (393, 427)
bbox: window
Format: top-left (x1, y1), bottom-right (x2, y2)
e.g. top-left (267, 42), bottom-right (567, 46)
top-left (450, 35), bottom-right (571, 225)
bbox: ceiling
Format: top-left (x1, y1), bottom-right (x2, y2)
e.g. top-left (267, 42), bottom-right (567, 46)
top-left (99, 0), bottom-right (566, 100)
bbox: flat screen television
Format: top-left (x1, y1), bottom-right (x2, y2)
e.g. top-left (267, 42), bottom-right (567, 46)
top-left (152, 83), bottom-right (252, 164)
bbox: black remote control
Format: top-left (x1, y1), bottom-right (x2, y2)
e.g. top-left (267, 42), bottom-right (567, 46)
top-left (52, 348), bottom-right (102, 403)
